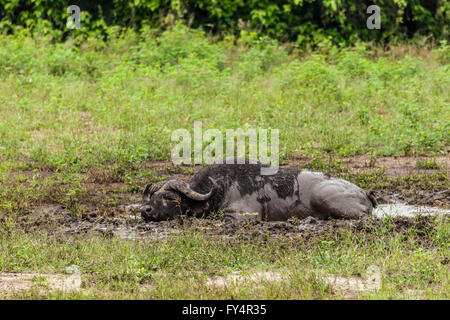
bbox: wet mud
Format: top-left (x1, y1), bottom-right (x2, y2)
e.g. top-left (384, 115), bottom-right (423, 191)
top-left (19, 200), bottom-right (448, 245)
top-left (8, 157), bottom-right (449, 242)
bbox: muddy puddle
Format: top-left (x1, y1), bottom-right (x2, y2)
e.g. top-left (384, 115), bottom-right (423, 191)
top-left (373, 203), bottom-right (450, 218)
top-left (106, 202), bottom-right (449, 240)
top-left (22, 199), bottom-right (448, 242)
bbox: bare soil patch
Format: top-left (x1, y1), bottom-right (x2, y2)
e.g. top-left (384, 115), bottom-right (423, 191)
top-left (0, 272), bottom-right (74, 293)
top-left (205, 266), bottom-right (386, 299)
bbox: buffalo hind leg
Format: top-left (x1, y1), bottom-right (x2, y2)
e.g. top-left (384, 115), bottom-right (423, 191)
top-left (309, 181), bottom-right (374, 219)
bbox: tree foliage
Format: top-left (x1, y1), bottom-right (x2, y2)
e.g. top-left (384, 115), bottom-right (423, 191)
top-left (0, 0), bottom-right (448, 45)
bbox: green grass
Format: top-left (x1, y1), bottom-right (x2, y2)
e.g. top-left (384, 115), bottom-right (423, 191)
top-left (0, 25), bottom-right (449, 180)
top-left (416, 159), bottom-right (441, 170)
top-left (0, 216), bottom-right (448, 299)
top-left (0, 25), bottom-right (449, 299)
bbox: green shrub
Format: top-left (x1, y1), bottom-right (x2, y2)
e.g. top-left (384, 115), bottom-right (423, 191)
top-left (0, 1), bottom-right (448, 46)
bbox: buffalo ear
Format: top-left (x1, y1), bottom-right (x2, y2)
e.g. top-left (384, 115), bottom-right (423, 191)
top-left (142, 183), bottom-right (153, 202)
top-left (143, 181), bottom-right (167, 202)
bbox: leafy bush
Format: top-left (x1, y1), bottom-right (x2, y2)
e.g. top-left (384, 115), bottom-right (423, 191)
top-left (0, 0), bottom-right (448, 46)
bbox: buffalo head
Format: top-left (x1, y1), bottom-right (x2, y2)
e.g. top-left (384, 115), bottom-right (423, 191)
top-left (140, 178), bottom-right (216, 221)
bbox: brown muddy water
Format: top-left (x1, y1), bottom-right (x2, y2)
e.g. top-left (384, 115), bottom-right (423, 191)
top-left (373, 203), bottom-right (450, 218)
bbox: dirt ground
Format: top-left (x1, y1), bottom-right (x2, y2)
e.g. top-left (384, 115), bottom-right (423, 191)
top-left (0, 266), bottom-right (389, 299)
top-left (19, 199), bottom-right (447, 245)
top-left (289, 155), bottom-right (449, 177)
top-left (9, 156), bottom-right (450, 240)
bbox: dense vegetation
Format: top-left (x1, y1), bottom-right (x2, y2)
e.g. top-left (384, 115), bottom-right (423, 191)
top-left (0, 25), bottom-right (449, 178)
top-left (1, 0), bottom-right (449, 46)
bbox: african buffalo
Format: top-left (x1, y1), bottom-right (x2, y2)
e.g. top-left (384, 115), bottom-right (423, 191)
top-left (140, 159), bottom-right (377, 222)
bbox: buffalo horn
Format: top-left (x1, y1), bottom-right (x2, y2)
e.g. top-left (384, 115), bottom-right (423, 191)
top-left (166, 179), bottom-right (216, 201)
